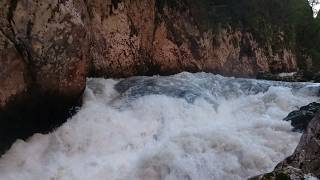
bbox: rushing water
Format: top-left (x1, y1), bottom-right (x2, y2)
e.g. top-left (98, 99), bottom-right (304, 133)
top-left (0, 72), bottom-right (319, 180)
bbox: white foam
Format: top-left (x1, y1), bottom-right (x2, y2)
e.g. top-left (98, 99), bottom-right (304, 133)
top-left (309, 0), bottom-right (320, 17)
top-left (0, 73), bottom-right (318, 180)
top-left (278, 72), bottom-right (297, 77)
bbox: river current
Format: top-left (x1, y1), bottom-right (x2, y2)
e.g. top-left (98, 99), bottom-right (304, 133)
top-left (0, 72), bottom-right (319, 180)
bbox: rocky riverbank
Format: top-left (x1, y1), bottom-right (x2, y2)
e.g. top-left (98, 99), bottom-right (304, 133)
top-left (250, 101), bottom-right (320, 179)
top-left (250, 112), bottom-right (320, 179)
top-left (257, 71), bottom-right (320, 83)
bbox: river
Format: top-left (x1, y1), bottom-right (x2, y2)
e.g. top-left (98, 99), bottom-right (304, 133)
top-left (0, 72), bottom-right (319, 180)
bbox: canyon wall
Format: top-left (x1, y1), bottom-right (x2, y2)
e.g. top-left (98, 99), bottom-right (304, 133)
top-left (87, 0), bottom-right (298, 77)
top-left (0, 0), bottom-right (309, 152)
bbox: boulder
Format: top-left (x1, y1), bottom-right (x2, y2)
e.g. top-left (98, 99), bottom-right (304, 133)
top-left (284, 102), bottom-right (320, 132)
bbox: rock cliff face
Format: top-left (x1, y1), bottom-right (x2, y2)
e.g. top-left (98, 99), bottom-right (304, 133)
top-left (87, 0), bottom-right (298, 77)
top-left (0, 0), bottom-right (88, 153)
top-left (0, 0), bottom-right (303, 152)
top-left (0, 28), bottom-right (28, 109)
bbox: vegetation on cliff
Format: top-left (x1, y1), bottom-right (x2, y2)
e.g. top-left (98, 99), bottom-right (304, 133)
top-left (163, 0), bottom-right (320, 71)
top-left (307, 13), bottom-right (320, 69)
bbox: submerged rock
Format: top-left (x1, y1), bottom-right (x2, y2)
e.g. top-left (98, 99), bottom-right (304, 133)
top-left (284, 102), bottom-right (320, 131)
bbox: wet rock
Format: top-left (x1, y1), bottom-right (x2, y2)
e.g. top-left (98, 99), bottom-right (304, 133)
top-left (284, 102), bottom-right (320, 131)
top-left (249, 166), bottom-right (314, 180)
top-left (0, 92), bottom-right (82, 155)
top-left (278, 113), bottom-right (320, 178)
top-left (250, 113), bottom-right (320, 179)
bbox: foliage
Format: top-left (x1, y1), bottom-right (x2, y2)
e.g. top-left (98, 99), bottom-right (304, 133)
top-left (184, 0), bottom-right (314, 48)
top-left (159, 0), bottom-right (320, 71)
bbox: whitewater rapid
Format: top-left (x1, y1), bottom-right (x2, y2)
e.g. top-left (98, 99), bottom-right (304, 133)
top-left (0, 72), bottom-right (319, 180)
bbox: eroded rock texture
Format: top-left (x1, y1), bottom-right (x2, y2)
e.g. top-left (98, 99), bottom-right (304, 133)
top-left (0, 0), bottom-right (88, 153)
top-left (0, 27), bottom-right (28, 108)
top-left (0, 0), bottom-right (303, 153)
top-left (87, 0), bottom-right (298, 77)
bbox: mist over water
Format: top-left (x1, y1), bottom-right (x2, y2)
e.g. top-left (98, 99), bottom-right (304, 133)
top-left (0, 72), bottom-right (319, 180)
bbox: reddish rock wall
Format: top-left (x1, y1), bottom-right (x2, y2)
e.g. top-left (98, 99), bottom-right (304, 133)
top-left (0, 0), bottom-right (299, 153)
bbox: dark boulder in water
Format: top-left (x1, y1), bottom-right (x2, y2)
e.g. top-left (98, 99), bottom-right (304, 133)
top-left (283, 102), bottom-right (320, 132)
